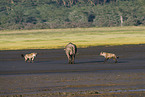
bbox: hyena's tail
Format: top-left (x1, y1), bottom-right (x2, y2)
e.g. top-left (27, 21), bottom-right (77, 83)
top-left (21, 54), bottom-right (24, 57)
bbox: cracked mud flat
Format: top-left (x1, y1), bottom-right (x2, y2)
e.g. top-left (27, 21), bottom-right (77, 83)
top-left (0, 44), bottom-right (145, 97)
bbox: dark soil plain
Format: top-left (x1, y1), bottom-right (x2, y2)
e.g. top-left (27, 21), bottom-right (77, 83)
top-left (0, 44), bottom-right (145, 97)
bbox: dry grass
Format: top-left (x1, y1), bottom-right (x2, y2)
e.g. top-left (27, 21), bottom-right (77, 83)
top-left (0, 26), bottom-right (145, 50)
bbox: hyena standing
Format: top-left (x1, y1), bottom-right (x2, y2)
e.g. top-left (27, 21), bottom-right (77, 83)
top-left (100, 52), bottom-right (119, 63)
top-left (21, 53), bottom-right (37, 63)
top-left (64, 42), bottom-right (77, 64)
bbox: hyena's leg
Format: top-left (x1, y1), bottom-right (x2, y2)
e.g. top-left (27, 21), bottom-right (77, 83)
top-left (25, 58), bottom-right (27, 62)
top-left (25, 57), bottom-right (28, 62)
top-left (31, 58), bottom-right (34, 63)
top-left (28, 58), bottom-right (31, 62)
top-left (104, 58), bottom-right (108, 63)
top-left (31, 57), bottom-right (34, 63)
top-left (113, 58), bottom-right (117, 63)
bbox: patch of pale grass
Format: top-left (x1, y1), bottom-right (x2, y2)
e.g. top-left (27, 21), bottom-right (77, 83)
top-left (0, 26), bottom-right (145, 50)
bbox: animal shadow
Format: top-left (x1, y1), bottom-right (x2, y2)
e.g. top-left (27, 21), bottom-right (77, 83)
top-left (76, 60), bottom-right (103, 64)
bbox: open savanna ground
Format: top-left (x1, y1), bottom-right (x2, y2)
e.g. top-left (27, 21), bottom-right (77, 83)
top-left (0, 26), bottom-right (145, 96)
top-left (0, 26), bottom-right (145, 50)
top-left (0, 44), bottom-right (145, 97)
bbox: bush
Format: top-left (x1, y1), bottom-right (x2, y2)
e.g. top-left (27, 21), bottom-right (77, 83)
top-left (0, 0), bottom-right (145, 30)
top-left (93, 4), bottom-right (120, 27)
top-left (68, 10), bottom-right (88, 23)
top-left (117, 0), bottom-right (145, 26)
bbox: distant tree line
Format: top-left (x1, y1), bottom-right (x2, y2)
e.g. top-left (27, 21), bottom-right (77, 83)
top-left (0, 0), bottom-right (145, 30)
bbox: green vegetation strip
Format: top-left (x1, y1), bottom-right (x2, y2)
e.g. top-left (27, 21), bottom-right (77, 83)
top-left (0, 26), bottom-right (145, 50)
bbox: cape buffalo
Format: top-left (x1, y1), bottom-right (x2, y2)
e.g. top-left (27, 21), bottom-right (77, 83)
top-left (64, 42), bottom-right (77, 64)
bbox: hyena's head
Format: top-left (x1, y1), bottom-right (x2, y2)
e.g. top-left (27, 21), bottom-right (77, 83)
top-left (33, 53), bottom-right (37, 56)
top-left (100, 52), bottom-right (105, 56)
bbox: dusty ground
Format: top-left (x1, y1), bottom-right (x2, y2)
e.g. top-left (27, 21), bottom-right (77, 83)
top-left (0, 44), bottom-right (145, 97)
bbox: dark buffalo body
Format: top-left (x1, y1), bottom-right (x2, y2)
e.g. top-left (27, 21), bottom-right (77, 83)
top-left (65, 42), bottom-right (77, 64)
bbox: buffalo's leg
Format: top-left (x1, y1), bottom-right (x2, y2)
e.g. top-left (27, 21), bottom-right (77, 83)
top-left (69, 56), bottom-right (72, 64)
top-left (72, 55), bottom-right (75, 64)
top-left (66, 53), bottom-right (71, 64)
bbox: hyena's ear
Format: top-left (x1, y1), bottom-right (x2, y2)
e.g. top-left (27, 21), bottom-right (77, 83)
top-left (100, 52), bottom-right (103, 54)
